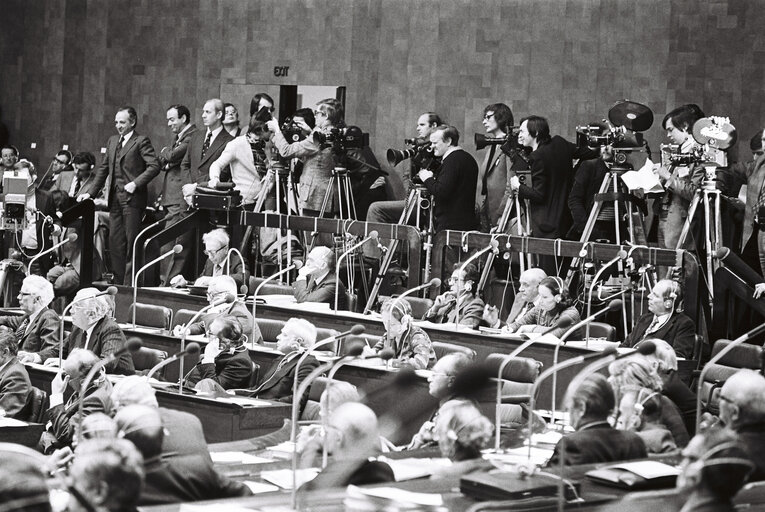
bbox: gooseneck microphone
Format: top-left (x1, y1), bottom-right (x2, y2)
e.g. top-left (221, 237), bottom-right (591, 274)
top-left (75, 337), bottom-right (142, 445)
top-left (455, 239), bottom-right (499, 328)
top-left (585, 250), bottom-right (626, 341)
top-left (714, 247), bottom-right (764, 286)
top-left (57, 287), bottom-right (118, 368)
top-left (132, 244), bottom-right (183, 328)
top-left (251, 259), bottom-right (304, 341)
top-left (131, 218), bottom-right (165, 286)
top-left (389, 277), bottom-right (441, 315)
top-left (176, 293), bottom-right (235, 393)
top-left (27, 233), bottom-right (78, 276)
top-left (146, 342), bottom-right (201, 380)
top-left (335, 231), bottom-right (379, 312)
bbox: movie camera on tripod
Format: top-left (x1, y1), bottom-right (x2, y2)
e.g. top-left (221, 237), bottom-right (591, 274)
top-left (386, 138), bottom-right (438, 185)
top-left (316, 126), bottom-right (370, 155)
top-left (660, 116), bottom-right (736, 170)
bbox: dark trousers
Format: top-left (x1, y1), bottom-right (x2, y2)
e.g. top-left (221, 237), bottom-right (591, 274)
top-left (109, 190), bottom-right (142, 285)
top-left (162, 206), bottom-right (195, 286)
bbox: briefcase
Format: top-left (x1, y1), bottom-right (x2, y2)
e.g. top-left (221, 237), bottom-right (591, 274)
top-left (192, 185), bottom-right (242, 211)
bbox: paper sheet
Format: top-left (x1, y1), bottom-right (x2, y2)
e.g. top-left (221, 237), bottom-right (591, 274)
top-left (180, 505), bottom-right (257, 512)
top-left (209, 451), bottom-right (272, 464)
top-left (484, 446), bottom-right (554, 467)
top-left (609, 461), bottom-right (680, 479)
top-left (260, 468), bottom-right (320, 489)
top-left (216, 396), bottom-right (273, 407)
top-left (346, 485), bottom-right (444, 506)
top-left (266, 441), bottom-right (296, 454)
top-left (0, 417), bottom-right (28, 427)
top-left (242, 481), bottom-right (280, 494)
top-left (376, 457), bottom-right (452, 481)
top-left (620, 159), bottom-right (664, 193)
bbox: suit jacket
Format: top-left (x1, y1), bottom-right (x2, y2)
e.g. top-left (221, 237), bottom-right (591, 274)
top-left (186, 301), bottom-right (259, 342)
top-left (180, 127), bottom-right (234, 186)
top-left (200, 254), bottom-right (246, 290)
top-left (622, 311), bottom-right (696, 359)
top-left (183, 347), bottom-right (253, 390)
top-left (662, 370), bottom-right (697, 434)
top-left (658, 162), bottom-right (706, 249)
top-left (519, 136), bottom-right (597, 238)
top-left (45, 379), bottom-right (113, 450)
top-left (636, 423), bottom-right (677, 454)
top-left (741, 154), bottom-right (765, 251)
top-left (505, 295), bottom-right (536, 325)
top-left (53, 170), bottom-right (76, 196)
top-left (548, 420), bottom-right (647, 466)
top-left (87, 132), bottom-right (160, 209)
top-left (508, 305), bottom-right (582, 339)
top-left (139, 454), bottom-right (251, 506)
top-left (293, 272), bottom-right (347, 310)
top-left (476, 147), bottom-right (512, 230)
top-left (159, 124), bottom-right (197, 206)
top-left (64, 316), bottom-right (135, 375)
top-left (271, 129), bottom-right (336, 211)
top-left (423, 149), bottom-right (478, 232)
top-left (736, 423), bottom-right (765, 481)
top-left (423, 293), bottom-right (484, 329)
top-left (158, 407), bottom-right (211, 462)
top-left (0, 307), bottom-right (60, 362)
top-left (0, 358), bottom-right (31, 418)
top-left (250, 352), bottom-right (320, 414)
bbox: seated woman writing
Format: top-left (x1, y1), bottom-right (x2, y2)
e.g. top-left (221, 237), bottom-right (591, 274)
top-left (183, 315), bottom-right (253, 392)
top-left (422, 263), bottom-right (485, 329)
top-left (505, 276), bottom-right (581, 338)
top-left (367, 298), bottom-right (436, 370)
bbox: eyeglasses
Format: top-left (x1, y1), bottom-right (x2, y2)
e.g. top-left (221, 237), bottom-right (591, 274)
top-left (448, 277), bottom-right (465, 285)
top-left (483, 113), bottom-right (495, 121)
top-left (18, 291), bottom-right (34, 298)
top-left (204, 246), bottom-right (226, 256)
top-left (313, 110), bottom-right (327, 118)
top-left (54, 159), bottom-right (69, 165)
top-left (718, 394), bottom-right (736, 406)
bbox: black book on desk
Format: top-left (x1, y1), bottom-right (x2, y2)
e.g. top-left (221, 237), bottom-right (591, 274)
top-left (460, 470), bottom-right (580, 502)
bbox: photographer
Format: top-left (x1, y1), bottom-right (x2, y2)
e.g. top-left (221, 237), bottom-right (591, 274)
top-left (268, 100), bottom-right (338, 217)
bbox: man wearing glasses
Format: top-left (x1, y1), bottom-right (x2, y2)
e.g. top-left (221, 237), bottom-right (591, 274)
top-left (717, 369), bottom-right (765, 481)
top-left (169, 228), bottom-right (245, 290)
top-left (293, 245), bottom-right (347, 310)
top-left (0, 275), bottom-right (59, 364)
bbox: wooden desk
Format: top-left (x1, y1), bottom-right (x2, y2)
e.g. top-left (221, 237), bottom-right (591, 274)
top-left (0, 418), bottom-right (45, 447)
top-left (25, 364), bottom-right (292, 443)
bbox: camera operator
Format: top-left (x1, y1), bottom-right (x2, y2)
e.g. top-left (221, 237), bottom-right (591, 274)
top-left (511, 116), bottom-right (597, 274)
top-left (418, 125), bottom-right (478, 232)
top-left (731, 127), bottom-right (765, 274)
top-left (267, 100), bottom-right (338, 218)
top-left (655, 104), bottom-right (706, 250)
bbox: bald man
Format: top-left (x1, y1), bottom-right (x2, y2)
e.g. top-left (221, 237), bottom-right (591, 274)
top-left (293, 246), bottom-right (347, 309)
top-left (718, 369), bottom-right (765, 480)
top-left (114, 404), bottom-right (250, 505)
top-left (483, 268), bottom-right (547, 328)
top-left (302, 402), bottom-right (394, 490)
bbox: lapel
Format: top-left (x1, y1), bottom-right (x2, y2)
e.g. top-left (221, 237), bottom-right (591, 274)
top-left (749, 156), bottom-right (765, 206)
top-left (258, 352), bottom-right (299, 392)
top-left (108, 136), bottom-right (119, 169)
top-left (199, 130), bottom-right (229, 166)
top-left (118, 134), bottom-right (139, 163)
top-left (23, 310), bottom-right (43, 341)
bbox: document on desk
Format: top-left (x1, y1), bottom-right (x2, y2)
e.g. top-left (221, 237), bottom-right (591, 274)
top-left (483, 446), bottom-right (553, 467)
top-left (0, 417), bottom-right (28, 427)
top-left (377, 456), bottom-right (452, 481)
top-left (253, 295), bottom-right (297, 306)
top-left (216, 396), bottom-right (274, 407)
top-left (242, 481), bottom-right (280, 494)
top-left (346, 485), bottom-right (444, 507)
top-left (209, 451), bottom-right (272, 464)
top-left (260, 468), bottom-right (320, 489)
top-left (179, 504), bottom-right (258, 512)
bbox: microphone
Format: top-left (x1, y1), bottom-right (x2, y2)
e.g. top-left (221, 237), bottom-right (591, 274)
top-left (176, 292), bottom-right (235, 393)
top-left (251, 259), bottom-right (304, 341)
top-left (130, 218), bottom-right (165, 286)
top-left (27, 233), bottom-right (78, 276)
top-left (224, 247), bottom-right (245, 278)
top-left (132, 244), bottom-right (183, 327)
top-left (585, 250), bottom-right (626, 341)
top-left (695, 323), bottom-right (765, 432)
top-left (714, 247), bottom-right (764, 286)
top-left (58, 287), bottom-right (118, 367)
top-left (455, 239), bottom-right (500, 328)
top-left (76, 337), bottom-right (142, 445)
top-left (146, 342), bottom-right (201, 380)
top-left (335, 232), bottom-right (379, 312)
top-left (388, 278), bottom-right (442, 316)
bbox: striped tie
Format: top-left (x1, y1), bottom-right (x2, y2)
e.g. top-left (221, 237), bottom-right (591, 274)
top-left (14, 317), bottom-right (29, 342)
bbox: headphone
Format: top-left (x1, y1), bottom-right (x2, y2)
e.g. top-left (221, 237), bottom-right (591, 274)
top-left (551, 276), bottom-right (565, 303)
top-left (664, 281), bottom-right (680, 310)
top-left (2, 145), bottom-right (19, 158)
top-left (389, 299), bottom-right (413, 328)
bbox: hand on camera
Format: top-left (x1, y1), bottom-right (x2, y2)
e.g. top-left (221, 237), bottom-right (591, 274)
top-left (510, 176), bottom-right (521, 191)
top-left (124, 182), bottom-right (136, 194)
top-left (266, 119), bottom-right (280, 133)
top-left (417, 169), bottom-right (433, 182)
top-left (754, 283), bottom-right (765, 299)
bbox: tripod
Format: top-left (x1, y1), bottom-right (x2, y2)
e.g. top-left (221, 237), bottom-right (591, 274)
top-left (307, 166), bottom-right (357, 251)
top-left (674, 168), bottom-right (721, 306)
top-left (477, 193), bottom-right (531, 292)
top-left (363, 185), bottom-right (434, 314)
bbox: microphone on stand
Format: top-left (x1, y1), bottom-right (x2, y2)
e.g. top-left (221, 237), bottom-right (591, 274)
top-left (585, 250), bottom-right (626, 341)
top-left (335, 231), bottom-right (379, 312)
top-left (549, 299), bottom-right (623, 424)
top-left (176, 293), bottom-right (235, 393)
top-left (491, 316), bottom-right (574, 451)
top-left (224, 247), bottom-right (246, 279)
top-left (57, 287), bottom-right (118, 368)
top-left (132, 244), bottom-right (183, 328)
top-left (455, 239), bottom-right (499, 328)
top-left (27, 233), bottom-right (78, 276)
top-left (696, 322), bottom-right (765, 432)
top-left (389, 278), bottom-right (441, 314)
top-left (251, 260), bottom-right (303, 342)
top-left (714, 247), bottom-right (764, 286)
top-left (131, 218), bottom-right (165, 286)
top-left (75, 337), bottom-right (143, 445)
top-left (146, 342), bottom-right (201, 380)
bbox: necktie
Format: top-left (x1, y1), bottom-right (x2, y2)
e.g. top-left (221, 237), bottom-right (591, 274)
top-left (117, 135), bottom-right (125, 155)
top-left (173, 135), bottom-right (181, 149)
top-left (644, 316), bottom-right (661, 336)
top-left (14, 317), bottom-right (29, 342)
top-left (83, 329), bottom-right (90, 351)
top-left (73, 178), bottom-right (81, 196)
top-left (201, 131), bottom-right (212, 159)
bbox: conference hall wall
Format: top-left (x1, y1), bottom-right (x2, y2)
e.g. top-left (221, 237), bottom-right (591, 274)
top-left (1, 0), bottom-right (762, 200)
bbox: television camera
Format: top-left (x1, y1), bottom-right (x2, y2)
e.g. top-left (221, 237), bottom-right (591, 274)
top-left (386, 137), bottom-right (439, 185)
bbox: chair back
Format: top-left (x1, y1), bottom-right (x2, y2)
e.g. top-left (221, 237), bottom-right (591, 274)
top-left (380, 295), bottom-right (434, 319)
top-left (255, 318), bottom-right (286, 343)
top-left (22, 386), bottom-right (49, 423)
top-left (173, 309), bottom-right (197, 328)
top-left (132, 347), bottom-right (168, 377)
top-left (483, 354), bottom-right (542, 405)
top-left (248, 361), bottom-right (260, 388)
top-left (128, 303), bottom-right (172, 330)
top-left (700, 339), bottom-right (763, 414)
top-left (432, 341), bottom-right (475, 360)
top-left (589, 321), bottom-right (616, 341)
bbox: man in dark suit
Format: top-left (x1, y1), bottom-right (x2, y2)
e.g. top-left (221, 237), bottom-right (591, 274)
top-left (482, 268), bottom-right (547, 329)
top-left (113, 404), bottom-right (251, 505)
top-left (79, 106), bottom-right (160, 285)
top-left (241, 318), bottom-right (320, 415)
top-left (293, 245), bottom-right (347, 310)
top-left (0, 275), bottom-right (59, 364)
top-left (169, 228), bottom-right (246, 290)
top-left (622, 279), bottom-right (696, 359)
top-left (165, 98), bottom-right (234, 284)
top-left (52, 287), bottom-right (134, 375)
top-left (418, 124), bottom-right (478, 232)
top-left (718, 369), bottom-right (765, 481)
top-left (159, 104), bottom-right (197, 284)
top-left (40, 348), bottom-right (114, 452)
top-left (549, 373), bottom-right (646, 466)
top-left (0, 330), bottom-right (32, 419)
top-left (512, 116), bottom-right (598, 273)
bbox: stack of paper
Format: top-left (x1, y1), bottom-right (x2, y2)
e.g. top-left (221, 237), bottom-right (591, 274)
top-left (209, 451), bottom-right (271, 465)
top-left (620, 159), bottom-right (664, 194)
top-left (260, 468), bottom-right (320, 489)
top-left (344, 485), bottom-right (444, 510)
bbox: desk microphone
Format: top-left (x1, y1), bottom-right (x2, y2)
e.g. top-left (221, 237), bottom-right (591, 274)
top-left (75, 337), bottom-right (142, 445)
top-left (251, 259), bottom-right (304, 341)
top-left (224, 247), bottom-right (245, 278)
top-left (455, 239), bottom-right (499, 327)
top-left (585, 250), bottom-right (626, 341)
top-left (132, 244), bottom-right (183, 327)
top-left (57, 286), bottom-right (118, 367)
top-left (695, 322), bottom-right (765, 432)
top-left (176, 293), bottom-right (235, 393)
top-left (27, 233), bottom-right (78, 276)
top-left (335, 231), bottom-right (379, 312)
top-left (131, 218), bottom-right (165, 286)
top-left (146, 342), bottom-right (201, 380)
top-left (389, 278), bottom-right (441, 314)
